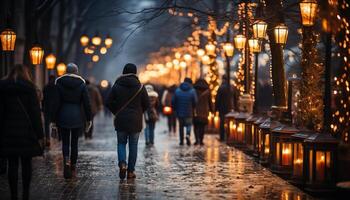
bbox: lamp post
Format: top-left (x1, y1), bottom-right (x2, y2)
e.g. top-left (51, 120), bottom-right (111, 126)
top-left (248, 38), bottom-right (262, 114)
top-left (223, 42), bottom-right (234, 86)
top-left (0, 28), bottom-right (16, 77)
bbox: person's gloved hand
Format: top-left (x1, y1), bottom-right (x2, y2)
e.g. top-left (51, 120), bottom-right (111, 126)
top-left (86, 121), bottom-right (92, 132)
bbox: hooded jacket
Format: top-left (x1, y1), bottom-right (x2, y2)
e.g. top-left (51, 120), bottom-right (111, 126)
top-left (145, 85), bottom-right (159, 123)
top-left (172, 82), bottom-right (198, 118)
top-left (193, 79), bottom-right (213, 123)
top-left (106, 74), bottom-right (149, 133)
top-left (52, 74), bottom-right (92, 128)
top-left (0, 79), bottom-right (43, 157)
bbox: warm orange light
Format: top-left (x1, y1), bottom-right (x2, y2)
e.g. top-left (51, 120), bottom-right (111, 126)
top-left (104, 36), bottom-right (113, 48)
top-left (100, 47), bottom-right (107, 54)
top-left (202, 55), bottom-right (210, 65)
top-left (196, 49), bottom-right (205, 57)
top-left (100, 80), bottom-right (109, 88)
top-left (175, 52), bottom-right (181, 59)
top-left (92, 55), bottom-right (99, 62)
top-left (0, 28), bottom-right (16, 51)
top-left (299, 0), bottom-right (318, 26)
top-left (223, 43), bottom-right (234, 57)
top-left (56, 63), bottom-right (66, 76)
top-left (234, 34), bottom-right (246, 50)
top-left (29, 45), bottom-right (44, 65)
top-left (252, 20), bottom-right (267, 39)
top-left (205, 43), bottom-right (216, 55)
top-left (80, 34), bottom-right (89, 46)
top-left (180, 61), bottom-right (187, 69)
top-left (166, 62), bottom-right (173, 68)
top-left (45, 54), bottom-right (56, 70)
top-left (91, 34), bottom-right (102, 46)
top-left (184, 53), bottom-right (192, 61)
top-left (163, 106), bottom-right (173, 115)
top-left (248, 38), bottom-right (262, 53)
top-left (173, 59), bottom-right (179, 65)
top-left (274, 24), bottom-right (288, 45)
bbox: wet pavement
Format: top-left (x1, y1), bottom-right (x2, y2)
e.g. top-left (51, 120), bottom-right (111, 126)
top-left (0, 114), bottom-right (317, 200)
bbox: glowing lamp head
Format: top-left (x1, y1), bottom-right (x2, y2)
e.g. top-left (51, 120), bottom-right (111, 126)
top-left (100, 47), bottom-right (107, 54)
top-left (202, 55), bottom-right (210, 65)
top-left (104, 36), bottom-right (113, 48)
top-left (175, 52), bottom-right (181, 59)
top-left (252, 20), bottom-right (267, 39)
top-left (248, 39), bottom-right (262, 53)
top-left (299, 0), bottom-right (318, 26)
top-left (196, 49), bottom-right (205, 57)
top-left (80, 34), bottom-right (89, 46)
top-left (100, 80), bottom-right (109, 88)
top-left (0, 28), bottom-right (16, 51)
top-left (92, 55), bottom-right (99, 62)
top-left (91, 34), bottom-right (102, 46)
top-left (274, 24), bottom-right (289, 45)
top-left (205, 43), bottom-right (216, 55)
top-left (45, 54), bottom-right (56, 70)
top-left (29, 45), bottom-right (44, 65)
top-left (223, 43), bottom-right (234, 57)
top-left (180, 61), bottom-right (187, 69)
top-left (56, 63), bottom-right (66, 76)
top-left (184, 54), bottom-right (192, 61)
top-left (234, 34), bottom-right (247, 50)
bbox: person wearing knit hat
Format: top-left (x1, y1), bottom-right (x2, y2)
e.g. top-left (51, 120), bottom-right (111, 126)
top-left (66, 63), bottom-right (79, 74)
top-left (106, 63), bottom-right (149, 180)
top-left (144, 84), bottom-right (159, 146)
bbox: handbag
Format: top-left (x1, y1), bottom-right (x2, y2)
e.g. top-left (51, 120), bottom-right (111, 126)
top-left (114, 84), bottom-right (143, 116)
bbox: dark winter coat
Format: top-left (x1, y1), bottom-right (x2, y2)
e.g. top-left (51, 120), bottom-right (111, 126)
top-left (0, 79), bottom-right (44, 157)
top-left (172, 82), bottom-right (198, 118)
top-left (106, 74), bottom-right (149, 133)
top-left (42, 82), bottom-right (56, 115)
top-left (52, 74), bottom-right (92, 128)
top-left (87, 84), bottom-right (103, 116)
top-left (194, 79), bottom-right (213, 124)
top-left (215, 82), bottom-right (234, 115)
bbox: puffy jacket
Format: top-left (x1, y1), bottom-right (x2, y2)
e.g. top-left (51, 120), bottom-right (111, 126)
top-left (0, 79), bottom-right (43, 157)
top-left (194, 79), bottom-right (213, 123)
top-left (52, 74), bottom-right (92, 128)
top-left (172, 82), bottom-right (198, 118)
top-left (106, 74), bottom-right (149, 133)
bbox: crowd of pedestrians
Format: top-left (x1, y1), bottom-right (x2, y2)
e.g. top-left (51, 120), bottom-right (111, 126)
top-left (0, 62), bottom-right (237, 199)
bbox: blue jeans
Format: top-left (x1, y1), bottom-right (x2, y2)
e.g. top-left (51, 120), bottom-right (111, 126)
top-left (178, 117), bottom-right (192, 144)
top-left (144, 122), bottom-right (155, 144)
top-left (117, 131), bottom-right (140, 171)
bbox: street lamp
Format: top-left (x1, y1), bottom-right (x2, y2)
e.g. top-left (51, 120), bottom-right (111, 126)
top-left (45, 54), bottom-right (56, 70)
top-left (80, 34), bottom-right (89, 47)
top-left (299, 0), bottom-right (318, 26)
top-left (196, 49), bottom-right (205, 57)
top-left (248, 39), bottom-right (262, 53)
top-left (56, 63), bottom-right (66, 76)
top-left (234, 34), bottom-right (247, 50)
top-left (274, 24), bottom-right (289, 45)
top-left (29, 44), bottom-right (44, 65)
top-left (205, 43), bottom-right (216, 55)
top-left (223, 43), bottom-right (234, 57)
top-left (104, 35), bottom-right (113, 48)
top-left (100, 47), bottom-right (107, 54)
top-left (252, 20), bottom-right (267, 39)
top-left (92, 55), bottom-right (99, 62)
top-left (0, 28), bottom-right (16, 51)
top-left (91, 33), bottom-right (102, 46)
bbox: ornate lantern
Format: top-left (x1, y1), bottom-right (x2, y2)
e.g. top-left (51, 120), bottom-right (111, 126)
top-left (104, 35), bottom-right (113, 48)
top-left (253, 117), bottom-right (268, 157)
top-left (92, 55), bottom-right (99, 62)
top-left (304, 133), bottom-right (338, 192)
top-left (244, 115), bottom-right (259, 153)
top-left (223, 43), bottom-right (234, 57)
top-left (299, 0), bottom-right (318, 26)
top-left (225, 111), bottom-right (239, 145)
top-left (196, 49), bottom-right (205, 57)
top-left (91, 34), bottom-right (102, 46)
top-left (270, 125), bottom-right (300, 176)
top-left (29, 44), bottom-right (44, 65)
top-left (252, 20), bottom-right (267, 39)
top-left (205, 43), bottom-right (216, 55)
top-left (45, 54), bottom-right (56, 70)
top-left (228, 112), bottom-right (249, 147)
top-left (100, 47), bottom-right (107, 54)
top-left (274, 24), bottom-right (289, 45)
top-left (80, 34), bottom-right (89, 46)
top-left (248, 38), bottom-right (262, 53)
top-left (56, 63), bottom-right (66, 76)
top-left (234, 34), bottom-right (246, 50)
top-left (0, 28), bottom-right (16, 51)
top-left (258, 119), bottom-right (273, 165)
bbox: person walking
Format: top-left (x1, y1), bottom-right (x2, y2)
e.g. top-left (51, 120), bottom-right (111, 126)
top-left (161, 85), bottom-right (177, 133)
top-left (144, 84), bottom-right (159, 146)
top-left (106, 63), bottom-right (149, 180)
top-left (193, 79), bottom-right (213, 145)
top-left (42, 75), bottom-right (56, 146)
top-left (85, 80), bottom-right (103, 139)
top-left (215, 75), bottom-right (234, 142)
top-left (0, 64), bottom-right (44, 200)
top-left (51, 63), bottom-right (92, 179)
top-left (172, 78), bottom-right (197, 146)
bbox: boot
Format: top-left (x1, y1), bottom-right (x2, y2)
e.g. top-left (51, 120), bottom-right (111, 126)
top-left (71, 165), bottom-right (77, 178)
top-left (127, 171), bottom-right (136, 179)
top-left (186, 135), bottom-right (191, 146)
top-left (63, 157), bottom-right (72, 179)
top-left (119, 162), bottom-right (127, 180)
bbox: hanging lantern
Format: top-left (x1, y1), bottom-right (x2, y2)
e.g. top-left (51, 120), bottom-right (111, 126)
top-left (299, 0), bottom-right (318, 26)
top-left (184, 53), bottom-right (192, 61)
top-left (202, 55), bottom-right (210, 65)
top-left (205, 43), bottom-right (216, 55)
top-left (196, 49), bottom-right (205, 57)
top-left (0, 28), bottom-right (16, 51)
top-left (274, 24), bottom-right (289, 45)
top-left (104, 36), bottom-right (113, 48)
top-left (252, 20), bottom-right (267, 39)
top-left (100, 47), bottom-right (107, 54)
top-left (100, 80), bottom-right (109, 88)
top-left (56, 63), bottom-right (66, 76)
top-left (234, 34), bottom-right (247, 50)
top-left (80, 34), bottom-right (89, 46)
top-left (248, 39), bottom-right (262, 53)
top-left (29, 44), bottom-right (44, 65)
top-left (45, 53), bottom-right (56, 70)
top-left (92, 55), bottom-right (99, 62)
top-left (223, 43), bottom-right (234, 57)
top-left (91, 34), bottom-right (102, 46)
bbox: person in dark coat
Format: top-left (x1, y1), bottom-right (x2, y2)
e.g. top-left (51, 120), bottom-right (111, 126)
top-left (144, 84), bottom-right (159, 146)
top-left (215, 75), bottom-right (234, 141)
top-left (193, 79), bottom-right (213, 145)
top-left (51, 63), bottom-right (92, 179)
top-left (42, 75), bottom-right (56, 146)
top-left (0, 64), bottom-right (44, 200)
top-left (172, 78), bottom-right (198, 146)
top-left (85, 80), bottom-right (103, 139)
top-left (106, 63), bottom-right (149, 180)
top-left (161, 85), bottom-right (177, 133)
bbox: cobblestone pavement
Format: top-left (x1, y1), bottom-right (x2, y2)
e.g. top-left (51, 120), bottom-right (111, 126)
top-left (0, 114), bottom-right (317, 200)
